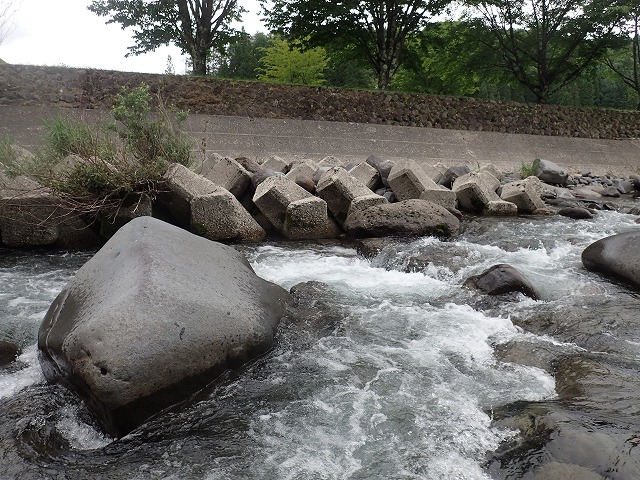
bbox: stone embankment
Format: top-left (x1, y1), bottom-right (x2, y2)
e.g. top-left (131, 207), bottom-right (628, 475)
top-left (2, 63), bottom-right (640, 140)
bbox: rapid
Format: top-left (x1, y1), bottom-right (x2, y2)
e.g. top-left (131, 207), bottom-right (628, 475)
top-left (0, 211), bottom-right (639, 479)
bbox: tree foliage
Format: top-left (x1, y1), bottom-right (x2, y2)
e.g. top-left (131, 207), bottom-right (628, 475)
top-left (257, 36), bottom-right (328, 86)
top-left (217, 31), bottom-right (270, 79)
top-left (465, 0), bottom-right (630, 103)
top-left (393, 21), bottom-right (506, 95)
top-left (605, 5), bottom-right (640, 109)
top-left (263, 0), bottom-right (450, 90)
top-left (88, 0), bottom-right (244, 75)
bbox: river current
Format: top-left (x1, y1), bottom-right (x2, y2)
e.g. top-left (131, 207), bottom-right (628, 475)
top-left (0, 211), bottom-right (638, 479)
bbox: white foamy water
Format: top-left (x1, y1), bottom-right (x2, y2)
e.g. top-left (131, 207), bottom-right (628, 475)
top-left (231, 243), bottom-right (557, 479)
top-left (0, 345), bottom-right (44, 399)
top-left (0, 209), bottom-right (637, 479)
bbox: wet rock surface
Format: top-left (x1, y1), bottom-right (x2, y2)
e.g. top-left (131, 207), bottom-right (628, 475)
top-left (582, 231), bottom-right (640, 291)
top-left (463, 264), bottom-right (540, 300)
top-left (37, 216), bottom-right (291, 437)
top-left (0, 340), bottom-right (21, 366)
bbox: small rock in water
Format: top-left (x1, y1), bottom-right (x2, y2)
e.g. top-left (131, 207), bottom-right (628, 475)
top-left (463, 264), bottom-right (539, 300)
top-left (0, 340), bottom-right (21, 367)
top-left (558, 207), bottom-right (594, 220)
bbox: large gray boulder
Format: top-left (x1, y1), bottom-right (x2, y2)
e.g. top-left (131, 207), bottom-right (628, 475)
top-left (582, 232), bottom-right (640, 291)
top-left (343, 199), bottom-right (460, 238)
top-left (0, 340), bottom-right (21, 366)
top-left (38, 216), bottom-right (291, 437)
top-left (533, 158), bottom-right (569, 185)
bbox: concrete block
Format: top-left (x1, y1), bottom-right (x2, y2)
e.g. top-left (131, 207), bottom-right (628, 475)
top-left (191, 190), bottom-right (266, 241)
top-left (285, 159), bottom-right (319, 182)
top-left (0, 174), bottom-right (100, 248)
top-left (99, 193), bottom-right (153, 238)
top-left (418, 187), bottom-right (457, 211)
top-left (203, 156), bottom-right (251, 199)
top-left (318, 156), bottom-right (344, 168)
top-left (253, 176), bottom-right (310, 231)
top-left (479, 163), bottom-right (505, 181)
top-left (452, 171), bottom-right (502, 214)
top-left (499, 177), bottom-right (546, 213)
top-left (262, 155), bottom-right (290, 173)
top-left (387, 160), bottom-right (457, 209)
top-left (430, 163), bottom-right (449, 183)
top-left (190, 152), bottom-right (222, 176)
top-left (484, 200), bottom-right (518, 216)
top-left (284, 197), bottom-right (342, 240)
top-left (387, 160), bottom-right (438, 201)
top-left (162, 163), bottom-right (265, 241)
top-left (253, 176), bottom-right (340, 239)
top-left (418, 163), bottom-right (444, 183)
top-left (348, 193), bottom-right (388, 218)
top-left (348, 161), bottom-right (380, 190)
top-left (316, 168), bottom-right (384, 224)
top-left (366, 155), bottom-right (395, 187)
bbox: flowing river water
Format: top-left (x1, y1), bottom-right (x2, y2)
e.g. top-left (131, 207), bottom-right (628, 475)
top-left (0, 211), bottom-right (639, 479)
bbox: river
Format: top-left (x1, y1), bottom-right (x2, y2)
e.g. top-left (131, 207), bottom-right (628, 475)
top-left (0, 210), bottom-right (639, 479)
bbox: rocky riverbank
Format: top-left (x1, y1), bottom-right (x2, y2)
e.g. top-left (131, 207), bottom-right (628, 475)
top-left (2, 149), bottom-right (639, 251)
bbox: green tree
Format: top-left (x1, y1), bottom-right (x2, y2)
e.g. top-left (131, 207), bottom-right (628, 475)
top-left (465, 0), bottom-right (629, 103)
top-left (263, 0), bottom-right (451, 90)
top-left (217, 31), bottom-right (270, 79)
top-left (88, 0), bottom-right (244, 76)
top-left (324, 46), bottom-right (377, 89)
top-left (257, 36), bottom-right (328, 86)
top-left (604, 6), bottom-right (640, 109)
top-left (393, 21), bottom-right (505, 95)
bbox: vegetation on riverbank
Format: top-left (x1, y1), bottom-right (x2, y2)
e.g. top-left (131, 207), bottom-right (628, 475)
top-left (0, 84), bottom-right (192, 215)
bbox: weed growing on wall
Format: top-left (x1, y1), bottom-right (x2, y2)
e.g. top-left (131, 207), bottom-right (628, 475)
top-left (0, 83), bottom-right (192, 216)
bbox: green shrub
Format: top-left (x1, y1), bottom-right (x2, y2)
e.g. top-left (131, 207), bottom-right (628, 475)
top-left (1, 84), bottom-right (192, 216)
top-left (0, 135), bottom-right (17, 175)
top-left (44, 117), bottom-right (115, 161)
top-left (520, 161), bottom-right (537, 179)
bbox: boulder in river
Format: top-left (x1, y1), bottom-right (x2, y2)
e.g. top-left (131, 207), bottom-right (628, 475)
top-left (463, 264), bottom-right (539, 300)
top-left (582, 231), bottom-right (640, 291)
top-left (0, 340), bottom-right (21, 367)
top-left (37, 216), bottom-right (291, 437)
top-left (343, 199), bottom-right (460, 238)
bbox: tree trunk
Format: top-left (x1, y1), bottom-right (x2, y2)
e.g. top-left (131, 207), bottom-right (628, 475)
top-left (191, 50), bottom-right (208, 76)
top-left (378, 63), bottom-right (393, 90)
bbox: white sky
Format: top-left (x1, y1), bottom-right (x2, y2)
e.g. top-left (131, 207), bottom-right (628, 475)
top-left (0, 0), bottom-right (265, 74)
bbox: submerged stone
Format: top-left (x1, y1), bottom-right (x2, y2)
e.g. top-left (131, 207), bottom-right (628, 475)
top-left (464, 263), bottom-right (539, 300)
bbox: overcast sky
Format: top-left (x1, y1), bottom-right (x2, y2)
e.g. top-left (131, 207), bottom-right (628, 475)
top-left (0, 0), bottom-right (265, 74)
